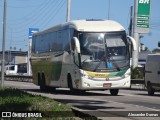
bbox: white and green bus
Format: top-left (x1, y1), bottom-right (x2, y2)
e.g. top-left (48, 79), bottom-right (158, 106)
top-left (31, 20), bottom-right (136, 95)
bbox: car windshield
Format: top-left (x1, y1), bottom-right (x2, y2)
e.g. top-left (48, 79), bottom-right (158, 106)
top-left (79, 31), bottom-right (129, 72)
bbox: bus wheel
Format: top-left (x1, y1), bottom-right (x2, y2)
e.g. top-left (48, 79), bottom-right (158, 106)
top-left (67, 74), bottom-right (75, 94)
top-left (147, 82), bottom-right (155, 96)
top-left (38, 73), bottom-right (41, 85)
top-left (110, 89), bottom-right (119, 96)
top-left (39, 73), bottom-right (46, 92)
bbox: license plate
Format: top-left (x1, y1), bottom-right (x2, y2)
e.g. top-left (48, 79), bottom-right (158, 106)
top-left (103, 83), bottom-right (112, 88)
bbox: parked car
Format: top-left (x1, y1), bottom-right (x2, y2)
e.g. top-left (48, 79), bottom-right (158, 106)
top-left (145, 54), bottom-right (160, 95)
top-left (5, 64), bottom-right (27, 76)
top-left (5, 65), bottom-right (18, 75)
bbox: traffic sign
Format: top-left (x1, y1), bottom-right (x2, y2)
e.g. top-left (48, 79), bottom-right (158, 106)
top-left (136, 0), bottom-right (150, 33)
top-left (28, 28), bottom-right (39, 39)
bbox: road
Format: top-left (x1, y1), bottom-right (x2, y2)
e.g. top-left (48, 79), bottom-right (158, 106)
top-left (4, 80), bottom-right (160, 120)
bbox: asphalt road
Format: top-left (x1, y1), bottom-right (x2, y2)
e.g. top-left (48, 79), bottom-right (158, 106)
top-left (4, 80), bottom-right (160, 120)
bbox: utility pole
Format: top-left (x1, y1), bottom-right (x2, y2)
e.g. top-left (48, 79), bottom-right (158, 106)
top-left (129, 6), bottom-right (133, 36)
top-left (128, 6), bottom-right (133, 58)
top-left (28, 39), bottom-right (32, 76)
top-left (66, 0), bottom-right (71, 22)
top-left (132, 0), bottom-right (139, 68)
top-left (108, 0), bottom-right (110, 20)
top-left (1, 0), bottom-right (7, 88)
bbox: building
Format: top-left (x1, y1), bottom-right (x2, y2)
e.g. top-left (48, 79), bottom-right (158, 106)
top-left (138, 50), bottom-right (151, 67)
top-left (0, 51), bottom-right (31, 76)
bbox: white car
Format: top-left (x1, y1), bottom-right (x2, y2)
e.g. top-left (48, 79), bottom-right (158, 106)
top-left (5, 65), bottom-right (18, 75)
top-left (145, 54), bottom-right (160, 95)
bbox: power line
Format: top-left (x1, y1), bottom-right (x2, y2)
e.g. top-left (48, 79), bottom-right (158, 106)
top-left (8, 0), bottom-right (51, 25)
top-left (6, 0), bottom-right (66, 40)
top-left (7, 0), bottom-right (60, 34)
top-left (41, 0), bottom-right (66, 29)
top-left (29, 0), bottom-right (63, 29)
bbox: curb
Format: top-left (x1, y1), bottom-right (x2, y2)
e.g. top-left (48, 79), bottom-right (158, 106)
top-left (71, 107), bottom-right (98, 119)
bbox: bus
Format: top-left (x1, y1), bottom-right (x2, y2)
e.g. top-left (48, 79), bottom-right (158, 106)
top-left (31, 20), bottom-right (136, 95)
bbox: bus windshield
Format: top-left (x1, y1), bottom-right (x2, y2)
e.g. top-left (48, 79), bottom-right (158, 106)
top-left (79, 31), bottom-right (129, 72)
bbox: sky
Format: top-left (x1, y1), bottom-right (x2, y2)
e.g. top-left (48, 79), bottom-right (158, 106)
top-left (0, 0), bottom-right (160, 51)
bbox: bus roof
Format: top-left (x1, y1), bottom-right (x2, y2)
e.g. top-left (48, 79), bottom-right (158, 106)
top-left (67, 20), bottom-right (125, 32)
top-left (34, 20), bottom-right (125, 36)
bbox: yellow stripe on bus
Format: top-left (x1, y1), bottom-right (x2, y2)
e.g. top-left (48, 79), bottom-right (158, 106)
top-left (85, 71), bottom-right (109, 78)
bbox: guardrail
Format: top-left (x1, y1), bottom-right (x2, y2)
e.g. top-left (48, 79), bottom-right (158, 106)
top-left (131, 79), bottom-right (146, 90)
top-left (3, 75), bottom-right (33, 82)
top-left (2, 76), bottom-right (146, 90)
top-left (3, 76), bottom-right (145, 84)
top-left (131, 79), bottom-right (145, 84)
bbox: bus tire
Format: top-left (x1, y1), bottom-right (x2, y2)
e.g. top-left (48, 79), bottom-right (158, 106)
top-left (67, 74), bottom-right (75, 94)
top-left (147, 82), bottom-right (155, 96)
top-left (67, 74), bottom-right (85, 94)
top-left (38, 72), bottom-right (41, 85)
top-left (110, 89), bottom-right (119, 96)
top-left (40, 73), bottom-right (46, 92)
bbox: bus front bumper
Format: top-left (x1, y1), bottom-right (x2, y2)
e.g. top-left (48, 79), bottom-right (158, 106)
top-left (80, 75), bottom-right (131, 90)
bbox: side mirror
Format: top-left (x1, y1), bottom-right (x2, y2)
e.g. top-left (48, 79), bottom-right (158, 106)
top-left (73, 37), bottom-right (80, 53)
top-left (158, 41), bottom-right (160, 47)
top-left (127, 36), bottom-right (137, 51)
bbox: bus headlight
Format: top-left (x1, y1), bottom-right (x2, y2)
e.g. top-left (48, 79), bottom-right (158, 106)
top-left (80, 70), bottom-right (89, 78)
top-left (81, 73), bottom-right (89, 78)
top-left (122, 72), bottom-right (131, 78)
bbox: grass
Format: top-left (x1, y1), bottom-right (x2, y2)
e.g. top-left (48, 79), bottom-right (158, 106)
top-left (0, 87), bottom-right (97, 120)
top-left (0, 87), bottom-right (77, 119)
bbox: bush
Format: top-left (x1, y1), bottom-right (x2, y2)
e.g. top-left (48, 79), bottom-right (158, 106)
top-left (131, 67), bottom-right (144, 79)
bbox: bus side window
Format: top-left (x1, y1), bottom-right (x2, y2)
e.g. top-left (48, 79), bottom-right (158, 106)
top-left (71, 38), bottom-right (75, 51)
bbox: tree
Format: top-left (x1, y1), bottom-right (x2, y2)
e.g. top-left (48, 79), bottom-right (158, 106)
top-left (152, 48), bottom-right (160, 53)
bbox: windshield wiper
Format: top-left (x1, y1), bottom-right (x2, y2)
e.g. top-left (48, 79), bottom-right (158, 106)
top-left (93, 55), bottom-right (105, 72)
top-left (93, 42), bottom-right (108, 72)
top-left (81, 56), bottom-right (97, 65)
top-left (108, 54), bottom-right (121, 71)
top-left (81, 58), bottom-right (88, 65)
